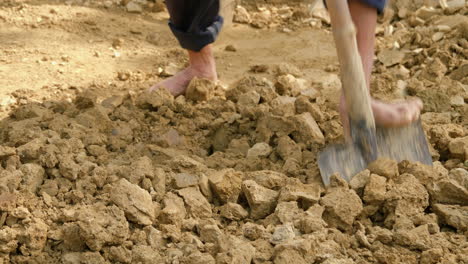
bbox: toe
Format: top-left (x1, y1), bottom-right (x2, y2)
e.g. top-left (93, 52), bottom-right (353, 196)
top-left (408, 99), bottom-right (423, 121)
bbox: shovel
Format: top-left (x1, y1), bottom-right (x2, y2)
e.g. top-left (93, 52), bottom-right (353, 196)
top-left (318, 0), bottom-right (432, 186)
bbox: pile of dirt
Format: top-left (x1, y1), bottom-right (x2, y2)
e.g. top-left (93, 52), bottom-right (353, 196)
top-left (0, 70), bottom-right (467, 264)
top-left (233, 2), bottom-right (330, 32)
top-left (369, 1), bottom-right (468, 165)
top-left (0, 0), bottom-right (467, 264)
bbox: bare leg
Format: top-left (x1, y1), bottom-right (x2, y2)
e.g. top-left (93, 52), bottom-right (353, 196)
top-left (340, 0), bottom-right (423, 138)
top-left (149, 44), bottom-right (217, 96)
top-left (149, 0), bottom-right (220, 96)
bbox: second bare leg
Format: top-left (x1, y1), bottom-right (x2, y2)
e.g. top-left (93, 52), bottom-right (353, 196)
top-left (339, 0), bottom-right (423, 139)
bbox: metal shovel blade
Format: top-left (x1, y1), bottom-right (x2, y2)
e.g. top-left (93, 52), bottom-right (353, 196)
top-left (318, 119), bottom-right (432, 186)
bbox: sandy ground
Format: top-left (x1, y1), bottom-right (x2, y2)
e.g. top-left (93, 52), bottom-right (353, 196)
top-left (0, 0), bottom-right (335, 112)
top-left (0, 0), bottom-right (467, 263)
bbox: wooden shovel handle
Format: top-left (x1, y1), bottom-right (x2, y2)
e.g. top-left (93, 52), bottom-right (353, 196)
top-left (325, 0), bottom-right (375, 130)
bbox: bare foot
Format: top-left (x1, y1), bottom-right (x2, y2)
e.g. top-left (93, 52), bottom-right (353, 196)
top-left (149, 45), bottom-right (217, 96)
top-left (339, 95), bottom-right (423, 140)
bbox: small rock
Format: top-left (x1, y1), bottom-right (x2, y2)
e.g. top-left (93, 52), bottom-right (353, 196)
top-left (396, 65), bottom-right (411, 79)
top-left (186, 77), bottom-right (215, 102)
top-left (0, 146), bottom-right (16, 158)
top-left (208, 169), bottom-right (243, 203)
top-left (173, 173), bottom-right (199, 189)
top-left (450, 95), bottom-right (465, 106)
top-left (103, 0), bottom-right (113, 8)
top-left (249, 64), bottom-right (269, 73)
top-left (184, 252), bottom-right (215, 264)
top-left (238, 90), bottom-right (261, 107)
top-left (378, 49), bottom-right (406, 67)
top-left (112, 38), bottom-right (124, 48)
top-left (320, 187), bottom-right (363, 231)
top-left (300, 88), bottom-right (319, 99)
top-left (74, 91), bottom-right (98, 109)
top-left (448, 136), bottom-right (468, 159)
top-left (421, 112), bottom-right (451, 124)
top-left (428, 176), bottom-right (468, 205)
top-left (349, 169), bottom-right (371, 192)
top-left (62, 252), bottom-right (106, 264)
top-left (433, 204), bottom-right (468, 231)
top-left (450, 63), bottom-right (468, 81)
top-left (270, 224), bottom-right (295, 245)
top-left (216, 235), bottom-right (256, 263)
top-left (394, 224), bottom-right (432, 250)
top-left (0, 95), bottom-right (17, 106)
top-left (274, 201), bottom-right (303, 224)
top-left (138, 84), bottom-right (173, 108)
top-left (450, 168), bottom-right (468, 189)
top-left (250, 10), bottom-right (271, 28)
top-left (242, 180), bottom-right (279, 219)
top-left (420, 248), bottom-right (444, 264)
top-left (276, 136), bottom-right (302, 162)
top-left (432, 32), bottom-right (444, 42)
top-left (274, 248), bottom-right (308, 264)
top-left (299, 204), bottom-right (327, 233)
top-left (154, 128), bottom-right (183, 147)
top-left (408, 15), bottom-right (425, 27)
top-left (76, 205), bottom-right (129, 251)
top-left (436, 25), bottom-right (451, 32)
top-left (19, 163), bottom-right (45, 194)
top-left (274, 63), bottom-right (303, 77)
top-left (384, 174), bottom-right (429, 228)
top-left (372, 226), bottom-right (393, 244)
top-left (101, 95), bottom-right (124, 109)
top-left (398, 7), bottom-right (408, 18)
top-left (132, 245), bottom-right (163, 263)
top-left (247, 170), bottom-right (288, 189)
top-left (296, 98), bottom-right (325, 121)
top-left (421, 58), bottom-right (447, 82)
top-left (225, 44), bottom-right (237, 52)
top-left (444, 0), bottom-right (466, 10)
top-left (11, 206), bottom-right (29, 219)
top-left (415, 6), bottom-right (440, 20)
top-left (159, 192), bottom-right (187, 225)
top-left (246, 142), bottom-right (272, 158)
top-left (243, 222), bottom-right (267, 241)
top-left (0, 193), bottom-right (16, 212)
top-left (110, 179), bottom-right (155, 225)
top-left (199, 223), bottom-right (224, 243)
top-left (291, 112), bottom-right (325, 145)
top-left (220, 202), bottom-right (248, 220)
top-left (275, 74), bottom-right (306, 96)
top-left (177, 187), bottom-right (212, 218)
top-left (278, 183), bottom-right (321, 209)
top-left (126, 1), bottom-right (143, 13)
top-left (198, 173), bottom-right (213, 201)
top-left (367, 158), bottom-right (399, 179)
top-left (234, 5), bottom-right (251, 24)
top-left (270, 96), bottom-right (296, 116)
top-left (310, 3), bottom-right (330, 24)
top-left (363, 174), bottom-right (387, 204)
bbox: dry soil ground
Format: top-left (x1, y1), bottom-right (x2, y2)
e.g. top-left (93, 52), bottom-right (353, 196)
top-left (0, 0), bottom-right (467, 263)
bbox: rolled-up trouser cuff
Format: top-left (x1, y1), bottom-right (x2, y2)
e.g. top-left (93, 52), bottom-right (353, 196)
top-left (359, 0), bottom-right (386, 14)
top-left (323, 0), bottom-right (386, 14)
top-left (169, 15), bottom-right (224, 52)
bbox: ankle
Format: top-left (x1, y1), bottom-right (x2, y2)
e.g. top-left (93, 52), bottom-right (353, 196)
top-left (188, 45), bottom-right (215, 70)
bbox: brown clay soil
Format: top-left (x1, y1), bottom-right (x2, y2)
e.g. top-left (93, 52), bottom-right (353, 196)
top-left (0, 0), bottom-right (467, 263)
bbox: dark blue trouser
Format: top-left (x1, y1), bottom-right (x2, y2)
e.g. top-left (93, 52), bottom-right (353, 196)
top-left (323, 0), bottom-right (386, 14)
top-left (166, 0), bottom-right (223, 52)
top-left (165, 0), bottom-right (386, 52)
